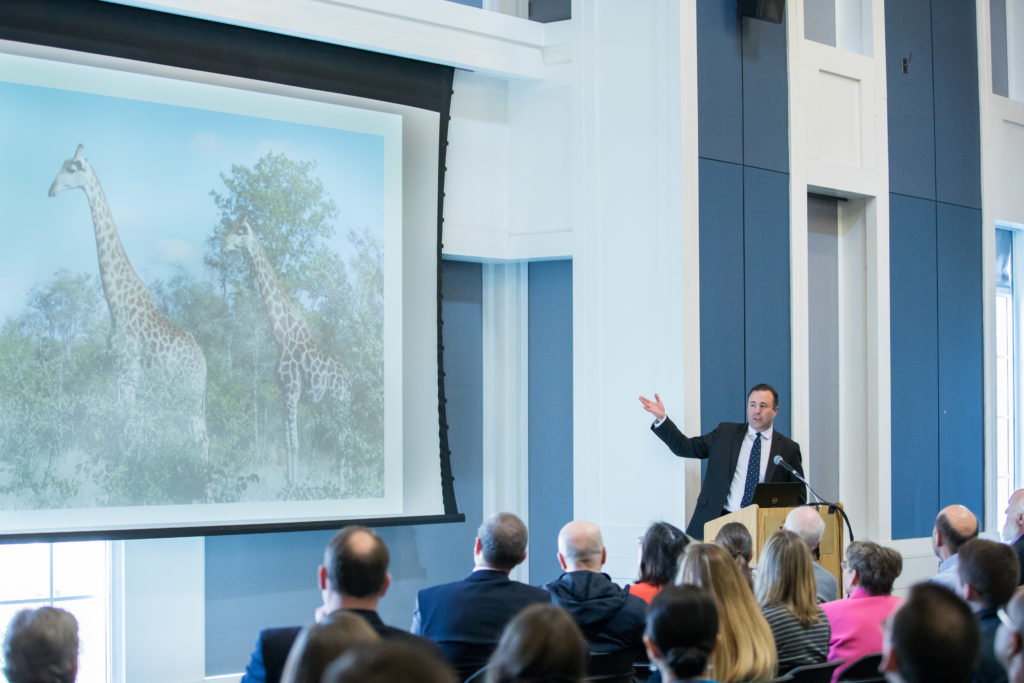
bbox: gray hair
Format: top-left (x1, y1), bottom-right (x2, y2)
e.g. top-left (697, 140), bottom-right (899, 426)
top-left (783, 506), bottom-right (826, 550)
top-left (3, 607), bottom-right (79, 683)
top-left (478, 513), bottom-right (529, 571)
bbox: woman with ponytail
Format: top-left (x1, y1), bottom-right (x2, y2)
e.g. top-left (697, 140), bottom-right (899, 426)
top-left (644, 585), bottom-right (720, 683)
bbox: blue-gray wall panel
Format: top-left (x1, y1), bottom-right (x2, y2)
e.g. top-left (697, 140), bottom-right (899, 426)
top-left (699, 158), bottom-right (747, 432)
top-left (885, 0), bottom-right (936, 201)
top-left (937, 203), bottom-right (983, 517)
top-left (204, 259), bottom-right (484, 675)
top-left (890, 194), bottom-right (939, 539)
top-left (743, 167), bottom-right (791, 435)
top-left (932, 0), bottom-right (981, 210)
top-left (528, 260), bottom-right (573, 582)
top-left (741, 16), bottom-right (790, 173)
top-left (697, 0), bottom-right (743, 165)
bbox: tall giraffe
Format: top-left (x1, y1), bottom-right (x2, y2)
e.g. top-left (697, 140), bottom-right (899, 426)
top-left (48, 144), bottom-right (209, 457)
top-left (221, 218), bottom-right (347, 482)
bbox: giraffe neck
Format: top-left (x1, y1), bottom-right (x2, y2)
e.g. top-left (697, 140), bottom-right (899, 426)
top-left (80, 174), bottom-right (155, 322)
top-left (244, 237), bottom-right (311, 346)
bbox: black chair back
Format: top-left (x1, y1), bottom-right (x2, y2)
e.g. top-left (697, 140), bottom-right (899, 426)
top-left (587, 649), bottom-right (638, 682)
top-left (786, 659), bottom-right (845, 683)
top-left (836, 653), bottom-right (884, 683)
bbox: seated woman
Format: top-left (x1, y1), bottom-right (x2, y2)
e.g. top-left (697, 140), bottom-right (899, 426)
top-left (485, 603), bottom-right (588, 683)
top-left (644, 585), bottom-right (720, 683)
top-left (714, 522), bottom-right (754, 590)
top-left (821, 540), bottom-right (903, 682)
top-left (675, 543), bottom-right (777, 683)
top-left (629, 521), bottom-right (690, 603)
top-left (754, 529), bottom-right (831, 673)
top-left (280, 611), bottom-right (380, 683)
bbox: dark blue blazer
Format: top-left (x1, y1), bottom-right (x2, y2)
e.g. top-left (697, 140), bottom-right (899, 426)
top-left (653, 419), bottom-right (805, 539)
top-left (414, 569), bottom-right (551, 680)
top-left (240, 609), bottom-right (438, 683)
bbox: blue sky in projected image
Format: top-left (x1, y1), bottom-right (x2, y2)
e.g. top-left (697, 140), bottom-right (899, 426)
top-left (0, 79), bottom-right (388, 322)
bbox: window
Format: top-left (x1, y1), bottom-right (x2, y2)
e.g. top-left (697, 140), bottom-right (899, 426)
top-left (0, 541), bottom-right (110, 683)
top-left (997, 228), bottom-right (1019, 529)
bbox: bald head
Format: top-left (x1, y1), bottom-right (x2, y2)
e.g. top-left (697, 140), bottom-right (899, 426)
top-left (324, 526), bottom-right (389, 598)
top-left (1004, 491), bottom-right (1024, 543)
top-left (934, 505), bottom-right (979, 560)
top-left (557, 521), bottom-right (605, 571)
top-left (784, 506), bottom-right (826, 551)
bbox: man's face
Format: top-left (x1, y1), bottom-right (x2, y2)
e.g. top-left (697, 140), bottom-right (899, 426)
top-left (747, 390), bottom-right (778, 433)
top-left (1004, 495), bottom-right (1024, 542)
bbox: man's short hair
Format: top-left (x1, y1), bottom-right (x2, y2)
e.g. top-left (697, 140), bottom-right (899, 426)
top-left (783, 506), bottom-right (826, 550)
top-left (324, 525), bottom-right (389, 598)
top-left (935, 511), bottom-right (979, 555)
top-left (322, 640), bottom-right (457, 683)
top-left (748, 383), bottom-right (779, 408)
top-left (478, 513), bottom-right (529, 571)
top-left (889, 582), bottom-right (978, 683)
top-left (957, 538), bottom-right (1021, 608)
top-left (3, 607), bottom-right (79, 683)
top-left (846, 541), bottom-right (902, 596)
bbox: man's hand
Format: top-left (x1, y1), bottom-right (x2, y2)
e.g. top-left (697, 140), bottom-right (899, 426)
top-left (639, 393), bottom-right (666, 421)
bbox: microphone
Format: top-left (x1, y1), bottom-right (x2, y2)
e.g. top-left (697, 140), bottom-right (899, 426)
top-left (772, 455), bottom-right (854, 542)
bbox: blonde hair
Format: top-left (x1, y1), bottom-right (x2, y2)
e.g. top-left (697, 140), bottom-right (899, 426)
top-left (675, 543), bottom-right (777, 683)
top-left (754, 530), bottom-right (821, 628)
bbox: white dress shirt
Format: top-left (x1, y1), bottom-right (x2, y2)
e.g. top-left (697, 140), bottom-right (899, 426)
top-left (725, 426), bottom-right (773, 512)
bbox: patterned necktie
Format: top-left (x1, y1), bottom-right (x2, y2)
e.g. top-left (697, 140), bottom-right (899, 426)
top-left (740, 432), bottom-right (762, 508)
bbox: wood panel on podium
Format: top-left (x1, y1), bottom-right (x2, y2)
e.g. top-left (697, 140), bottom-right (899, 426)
top-left (702, 503), bottom-right (845, 597)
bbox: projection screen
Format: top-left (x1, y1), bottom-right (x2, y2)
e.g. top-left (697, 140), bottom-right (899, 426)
top-left (0, 0), bottom-right (459, 539)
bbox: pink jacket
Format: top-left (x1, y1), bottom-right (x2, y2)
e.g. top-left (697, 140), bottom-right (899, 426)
top-left (820, 587), bottom-right (903, 682)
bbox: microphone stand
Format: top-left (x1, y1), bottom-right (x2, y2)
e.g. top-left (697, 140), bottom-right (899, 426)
top-left (773, 456), bottom-right (855, 542)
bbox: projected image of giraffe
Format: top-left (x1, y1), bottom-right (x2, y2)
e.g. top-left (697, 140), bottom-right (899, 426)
top-left (48, 144), bottom-right (210, 458)
top-left (221, 218), bottom-right (348, 482)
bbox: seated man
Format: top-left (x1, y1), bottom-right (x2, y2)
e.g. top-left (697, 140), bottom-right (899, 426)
top-left (958, 538), bottom-right (1020, 683)
top-left (931, 504), bottom-right (980, 591)
top-left (242, 525), bottom-right (435, 683)
top-left (413, 512), bottom-right (550, 681)
top-left (545, 520), bottom-right (646, 658)
top-left (784, 505), bottom-right (838, 602)
top-left (882, 582), bottom-right (979, 683)
top-left (3, 606), bottom-right (79, 683)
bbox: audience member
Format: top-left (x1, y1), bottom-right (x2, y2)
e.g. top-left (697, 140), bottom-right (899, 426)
top-left (629, 521), bottom-right (690, 603)
top-left (881, 582), bottom-right (979, 683)
top-left (754, 530), bottom-right (831, 672)
top-left (545, 520), bottom-right (647, 658)
top-left (958, 538), bottom-right (1021, 683)
top-left (644, 585), bottom-right (719, 683)
top-left (675, 542), bottom-right (776, 683)
top-left (484, 603), bottom-right (587, 683)
top-left (241, 525), bottom-right (436, 683)
top-left (1003, 490), bottom-right (1024, 586)
top-left (279, 611), bottom-right (379, 683)
top-left (413, 512), bottom-right (549, 680)
top-left (821, 540), bottom-right (903, 682)
top-left (995, 586), bottom-right (1024, 683)
top-left (714, 522), bottom-right (754, 590)
top-left (784, 505), bottom-right (839, 602)
top-left (931, 504), bottom-right (980, 591)
top-left (323, 640), bottom-right (458, 683)
top-left (2, 606), bottom-right (79, 683)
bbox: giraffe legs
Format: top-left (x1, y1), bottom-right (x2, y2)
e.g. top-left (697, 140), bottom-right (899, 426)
top-left (284, 387), bottom-right (300, 484)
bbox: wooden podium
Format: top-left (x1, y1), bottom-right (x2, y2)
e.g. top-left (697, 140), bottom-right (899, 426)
top-left (703, 503), bottom-right (846, 598)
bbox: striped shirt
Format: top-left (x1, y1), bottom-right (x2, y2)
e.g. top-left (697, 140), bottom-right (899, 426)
top-left (761, 603), bottom-right (831, 672)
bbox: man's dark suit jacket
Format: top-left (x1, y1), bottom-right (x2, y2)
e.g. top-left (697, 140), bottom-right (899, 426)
top-left (413, 569), bottom-right (551, 681)
top-left (240, 609), bottom-right (437, 683)
top-left (653, 418), bottom-right (805, 539)
top-left (1013, 535), bottom-right (1024, 585)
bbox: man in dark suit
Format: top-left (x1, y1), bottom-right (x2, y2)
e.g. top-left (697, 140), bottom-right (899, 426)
top-left (958, 538), bottom-right (1020, 683)
top-left (1002, 489), bottom-right (1024, 586)
top-left (639, 383), bottom-right (805, 539)
top-left (412, 512), bottom-right (550, 681)
top-left (241, 525), bottom-right (436, 683)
